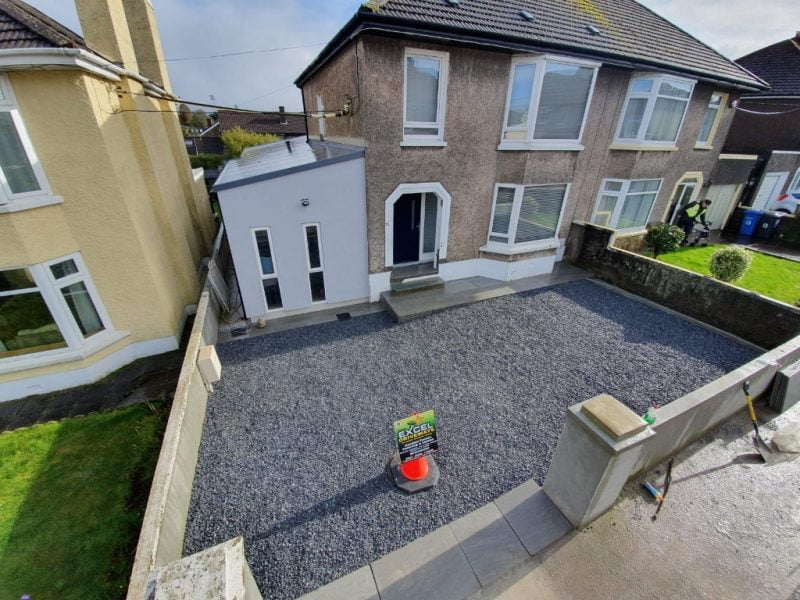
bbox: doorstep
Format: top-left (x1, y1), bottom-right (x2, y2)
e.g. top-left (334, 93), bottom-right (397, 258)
top-left (298, 480), bottom-right (573, 600)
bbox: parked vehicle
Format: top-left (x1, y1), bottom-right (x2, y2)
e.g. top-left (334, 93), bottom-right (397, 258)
top-left (769, 192), bottom-right (800, 214)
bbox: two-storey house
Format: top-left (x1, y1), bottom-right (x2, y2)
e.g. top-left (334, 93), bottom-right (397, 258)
top-left (214, 0), bottom-right (766, 321)
top-left (0, 0), bottom-right (215, 401)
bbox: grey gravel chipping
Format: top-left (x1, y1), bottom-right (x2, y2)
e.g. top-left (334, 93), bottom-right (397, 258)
top-left (184, 280), bottom-right (758, 600)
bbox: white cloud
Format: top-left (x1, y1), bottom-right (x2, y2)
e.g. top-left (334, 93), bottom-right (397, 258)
top-left (21, 0), bottom-right (800, 112)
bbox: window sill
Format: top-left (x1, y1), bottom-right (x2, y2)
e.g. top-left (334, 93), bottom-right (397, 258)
top-left (609, 143), bottom-right (678, 152)
top-left (693, 144), bottom-right (714, 151)
top-left (0, 195), bottom-right (63, 213)
top-left (0, 330), bottom-right (129, 375)
top-left (400, 140), bottom-right (448, 148)
top-left (498, 142), bottom-right (584, 152)
top-left (480, 239), bottom-right (561, 255)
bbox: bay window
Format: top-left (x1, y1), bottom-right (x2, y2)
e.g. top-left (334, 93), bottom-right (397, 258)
top-left (501, 55), bottom-right (598, 150)
top-left (591, 179), bottom-right (662, 230)
top-left (0, 74), bottom-right (55, 210)
top-left (615, 74), bottom-right (695, 146)
top-left (0, 254), bottom-right (111, 362)
top-left (486, 183), bottom-right (569, 249)
top-left (696, 92), bottom-right (726, 147)
top-left (403, 49), bottom-right (449, 146)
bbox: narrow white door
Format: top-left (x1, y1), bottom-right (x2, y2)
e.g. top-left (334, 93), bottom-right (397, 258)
top-left (752, 172), bottom-right (788, 210)
top-left (704, 184), bottom-right (741, 230)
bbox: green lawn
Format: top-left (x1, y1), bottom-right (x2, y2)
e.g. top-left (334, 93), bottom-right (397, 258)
top-left (658, 245), bottom-right (800, 305)
top-left (0, 403), bottom-right (167, 600)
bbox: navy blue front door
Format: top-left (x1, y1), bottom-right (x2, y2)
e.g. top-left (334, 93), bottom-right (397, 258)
top-left (393, 193), bottom-right (421, 264)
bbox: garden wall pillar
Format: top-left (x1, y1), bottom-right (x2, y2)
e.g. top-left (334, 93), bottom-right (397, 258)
top-left (543, 394), bottom-right (655, 528)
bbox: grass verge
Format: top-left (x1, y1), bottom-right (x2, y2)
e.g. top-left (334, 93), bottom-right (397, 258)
top-left (0, 402), bottom-right (167, 599)
top-left (658, 244), bottom-right (800, 305)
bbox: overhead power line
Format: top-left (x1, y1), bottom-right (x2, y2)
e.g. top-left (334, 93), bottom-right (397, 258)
top-left (136, 42), bottom-right (326, 63)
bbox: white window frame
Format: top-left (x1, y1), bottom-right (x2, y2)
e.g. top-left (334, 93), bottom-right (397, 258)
top-left (695, 91), bottom-right (728, 149)
top-left (499, 54), bottom-right (599, 152)
top-left (251, 227), bottom-right (283, 312)
top-left (590, 178), bottom-right (663, 231)
top-left (402, 48), bottom-right (449, 147)
top-left (613, 73), bottom-right (696, 148)
top-left (482, 182), bottom-right (570, 254)
top-left (303, 223), bottom-right (326, 304)
top-left (0, 74), bottom-right (61, 212)
top-left (0, 252), bottom-right (118, 371)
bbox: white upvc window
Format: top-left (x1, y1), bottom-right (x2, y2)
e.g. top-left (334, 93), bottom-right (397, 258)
top-left (696, 92), bottom-right (727, 147)
top-left (591, 179), bottom-right (663, 230)
top-left (0, 253), bottom-right (112, 362)
top-left (0, 74), bottom-right (57, 211)
top-left (402, 48), bottom-right (449, 147)
top-left (485, 183), bottom-right (569, 251)
top-left (252, 228), bottom-right (283, 311)
top-left (303, 223), bottom-right (326, 304)
top-left (500, 55), bottom-right (599, 151)
top-left (615, 74), bottom-right (695, 146)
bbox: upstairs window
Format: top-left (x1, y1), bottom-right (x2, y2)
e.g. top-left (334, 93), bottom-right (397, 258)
top-left (0, 74), bottom-right (51, 205)
top-left (615, 74), bottom-right (695, 146)
top-left (501, 55), bottom-right (598, 151)
top-left (487, 183), bottom-right (569, 248)
top-left (403, 49), bottom-right (448, 146)
top-left (696, 92), bottom-right (726, 147)
top-left (591, 179), bottom-right (662, 230)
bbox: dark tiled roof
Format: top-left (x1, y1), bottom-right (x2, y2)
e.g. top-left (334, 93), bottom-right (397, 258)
top-left (0, 0), bottom-right (86, 50)
top-left (737, 38), bottom-right (800, 97)
top-left (297, 0), bottom-right (766, 90)
top-left (218, 110), bottom-right (307, 137)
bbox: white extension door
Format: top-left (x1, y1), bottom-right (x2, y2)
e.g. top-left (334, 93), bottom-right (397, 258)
top-left (752, 172), bottom-right (789, 210)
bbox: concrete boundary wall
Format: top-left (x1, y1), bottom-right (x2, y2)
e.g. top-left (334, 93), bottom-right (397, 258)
top-left (127, 240), bottom-right (222, 599)
top-left (565, 222), bottom-right (800, 349)
top-left (632, 334), bottom-right (800, 476)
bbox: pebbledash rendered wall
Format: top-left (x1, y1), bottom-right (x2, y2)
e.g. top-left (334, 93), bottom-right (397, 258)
top-left (566, 223), bottom-right (800, 349)
top-left (301, 34), bottom-right (740, 284)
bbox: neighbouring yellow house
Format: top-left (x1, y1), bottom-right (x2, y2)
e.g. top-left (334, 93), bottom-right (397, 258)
top-left (0, 0), bottom-right (215, 401)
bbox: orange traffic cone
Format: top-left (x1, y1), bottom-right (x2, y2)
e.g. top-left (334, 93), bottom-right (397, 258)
top-left (399, 455), bottom-right (429, 481)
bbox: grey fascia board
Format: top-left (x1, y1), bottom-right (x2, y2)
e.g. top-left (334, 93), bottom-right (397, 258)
top-left (212, 149), bottom-right (365, 193)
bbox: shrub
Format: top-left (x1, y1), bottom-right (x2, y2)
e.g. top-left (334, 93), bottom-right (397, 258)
top-left (781, 215), bottom-right (800, 249)
top-left (189, 153), bottom-right (224, 170)
top-left (644, 223), bottom-right (685, 258)
top-left (220, 126), bottom-right (280, 158)
top-left (709, 246), bottom-right (753, 282)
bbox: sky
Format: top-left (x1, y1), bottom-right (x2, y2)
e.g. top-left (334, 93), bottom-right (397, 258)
top-left (24, 0), bottom-right (800, 112)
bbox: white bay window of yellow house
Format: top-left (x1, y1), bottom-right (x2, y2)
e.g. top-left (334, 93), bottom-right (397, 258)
top-left (0, 74), bottom-right (51, 204)
top-left (616, 75), bottom-right (695, 146)
top-left (591, 179), bottom-right (662, 230)
top-left (403, 49), bottom-right (448, 145)
top-left (487, 184), bottom-right (569, 248)
top-left (0, 255), bottom-right (110, 361)
top-left (501, 56), bottom-right (598, 150)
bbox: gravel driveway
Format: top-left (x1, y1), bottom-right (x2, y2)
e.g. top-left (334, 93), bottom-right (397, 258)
top-left (184, 280), bottom-right (758, 599)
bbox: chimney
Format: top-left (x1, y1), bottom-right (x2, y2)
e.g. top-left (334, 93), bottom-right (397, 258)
top-left (121, 0), bottom-right (172, 90)
top-left (74, 0), bottom-right (138, 72)
top-left (279, 106), bottom-right (287, 125)
top-left (75, 0), bottom-right (172, 90)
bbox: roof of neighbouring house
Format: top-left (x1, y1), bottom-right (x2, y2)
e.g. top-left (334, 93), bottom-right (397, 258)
top-left (737, 36), bottom-right (800, 97)
top-left (295, 0), bottom-right (767, 91)
top-left (217, 110), bottom-right (307, 137)
top-left (213, 137), bottom-right (365, 192)
top-left (0, 0), bottom-right (86, 50)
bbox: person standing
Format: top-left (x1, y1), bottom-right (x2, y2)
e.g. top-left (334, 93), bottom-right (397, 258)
top-left (678, 199), bottom-right (712, 244)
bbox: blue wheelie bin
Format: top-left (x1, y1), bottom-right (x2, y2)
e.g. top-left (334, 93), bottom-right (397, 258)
top-left (739, 209), bottom-right (763, 236)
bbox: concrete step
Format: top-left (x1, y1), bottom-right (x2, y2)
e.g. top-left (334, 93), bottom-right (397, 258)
top-left (390, 262), bottom-right (438, 281)
top-left (389, 276), bottom-right (445, 295)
